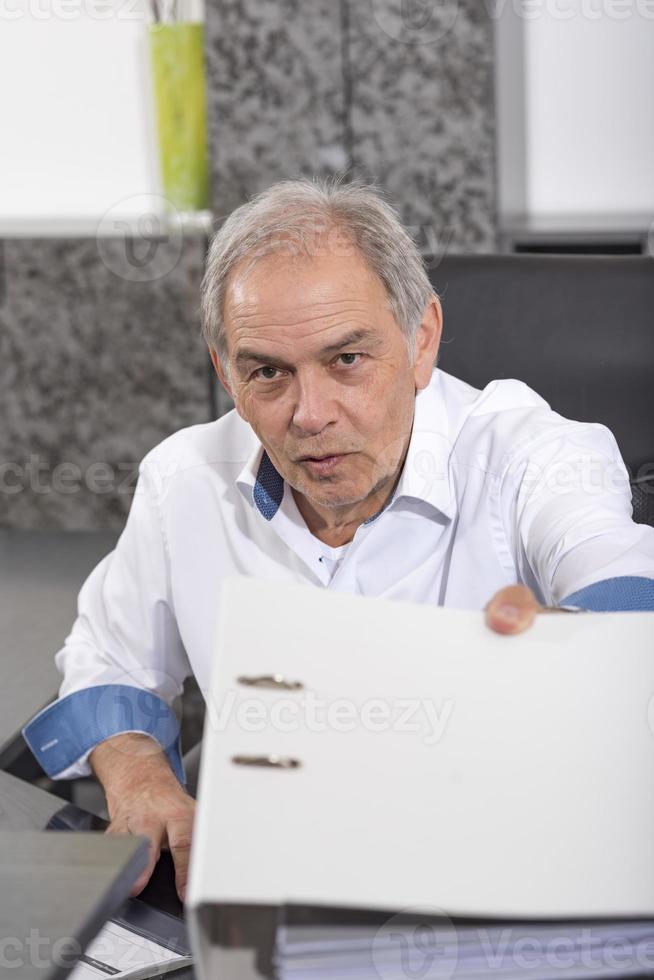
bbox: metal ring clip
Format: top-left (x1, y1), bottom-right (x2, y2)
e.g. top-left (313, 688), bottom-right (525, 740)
top-left (231, 754), bottom-right (302, 769)
top-left (236, 673), bottom-right (304, 691)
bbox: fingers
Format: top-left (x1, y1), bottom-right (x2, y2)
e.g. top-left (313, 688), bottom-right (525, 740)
top-left (167, 812), bottom-right (195, 903)
top-left (484, 584), bottom-right (542, 635)
top-left (102, 782), bottom-right (195, 904)
top-left (106, 816), bottom-right (163, 897)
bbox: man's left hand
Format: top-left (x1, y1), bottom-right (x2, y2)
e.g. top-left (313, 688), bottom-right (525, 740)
top-left (484, 584), bottom-right (547, 634)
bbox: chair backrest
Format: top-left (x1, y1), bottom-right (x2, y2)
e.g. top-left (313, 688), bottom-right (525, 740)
top-left (428, 254), bottom-right (654, 526)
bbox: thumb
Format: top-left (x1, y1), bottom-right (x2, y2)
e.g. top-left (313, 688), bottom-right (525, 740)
top-left (484, 584), bottom-right (542, 635)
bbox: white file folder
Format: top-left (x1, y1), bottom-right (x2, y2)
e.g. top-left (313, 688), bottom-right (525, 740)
top-left (186, 576), bottom-right (654, 980)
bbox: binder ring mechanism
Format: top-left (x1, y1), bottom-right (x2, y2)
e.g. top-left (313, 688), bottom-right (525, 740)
top-left (236, 673), bottom-right (304, 691)
top-left (231, 754), bottom-right (302, 769)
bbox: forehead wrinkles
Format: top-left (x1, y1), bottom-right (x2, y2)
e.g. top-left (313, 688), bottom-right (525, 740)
top-left (229, 297), bottom-right (378, 333)
top-left (225, 249), bottom-right (388, 321)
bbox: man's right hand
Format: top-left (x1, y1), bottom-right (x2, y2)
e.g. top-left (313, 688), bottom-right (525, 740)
top-left (90, 732), bottom-right (195, 902)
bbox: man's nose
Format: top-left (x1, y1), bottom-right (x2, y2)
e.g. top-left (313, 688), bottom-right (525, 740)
top-left (291, 373), bottom-right (338, 436)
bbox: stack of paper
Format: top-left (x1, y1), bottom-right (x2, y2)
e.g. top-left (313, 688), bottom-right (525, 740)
top-left (275, 916), bottom-right (654, 980)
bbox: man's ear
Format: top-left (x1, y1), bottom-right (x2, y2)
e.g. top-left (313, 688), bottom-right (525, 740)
top-left (210, 348), bottom-right (234, 400)
top-left (413, 295), bottom-right (443, 391)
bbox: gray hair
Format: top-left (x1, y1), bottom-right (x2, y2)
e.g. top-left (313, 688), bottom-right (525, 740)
top-left (200, 176), bottom-right (435, 366)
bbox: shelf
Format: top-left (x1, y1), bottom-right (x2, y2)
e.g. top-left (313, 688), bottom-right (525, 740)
top-left (0, 210), bottom-right (214, 240)
top-left (499, 213), bottom-right (653, 255)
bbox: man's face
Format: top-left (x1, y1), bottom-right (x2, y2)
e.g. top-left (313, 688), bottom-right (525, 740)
top-left (214, 245), bottom-right (441, 526)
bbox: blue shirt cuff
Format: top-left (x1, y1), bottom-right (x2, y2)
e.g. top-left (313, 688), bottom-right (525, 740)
top-left (22, 684), bottom-right (185, 785)
top-left (561, 576), bottom-right (654, 612)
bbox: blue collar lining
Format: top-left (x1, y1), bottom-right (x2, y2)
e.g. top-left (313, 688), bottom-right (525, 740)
top-left (253, 451), bottom-right (285, 520)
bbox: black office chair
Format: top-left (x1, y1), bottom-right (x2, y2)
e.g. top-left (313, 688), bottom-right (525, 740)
top-left (428, 254), bottom-right (654, 528)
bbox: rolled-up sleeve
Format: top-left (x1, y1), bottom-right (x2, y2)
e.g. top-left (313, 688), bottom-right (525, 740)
top-left (22, 460), bottom-right (191, 782)
top-left (505, 421), bottom-right (654, 608)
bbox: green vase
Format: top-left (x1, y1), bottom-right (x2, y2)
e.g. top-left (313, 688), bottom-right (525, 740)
top-left (149, 23), bottom-right (210, 213)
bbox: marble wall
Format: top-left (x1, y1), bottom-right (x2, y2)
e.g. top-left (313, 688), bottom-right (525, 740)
top-left (0, 237), bottom-right (209, 529)
top-left (1, 0), bottom-right (497, 531)
top-left (204, 0), bottom-right (497, 249)
top-left (345, 0), bottom-right (497, 251)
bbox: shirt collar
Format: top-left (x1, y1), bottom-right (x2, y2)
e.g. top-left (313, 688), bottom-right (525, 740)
top-left (391, 368), bottom-right (455, 520)
top-left (236, 369), bottom-right (455, 523)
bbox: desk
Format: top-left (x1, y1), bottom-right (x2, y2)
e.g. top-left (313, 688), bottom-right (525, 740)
top-left (0, 530), bottom-right (117, 768)
top-left (0, 830), bottom-right (148, 980)
top-left (0, 771), bottom-right (194, 980)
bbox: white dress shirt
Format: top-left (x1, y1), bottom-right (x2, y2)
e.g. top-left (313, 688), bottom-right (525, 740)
top-left (23, 368), bottom-right (654, 780)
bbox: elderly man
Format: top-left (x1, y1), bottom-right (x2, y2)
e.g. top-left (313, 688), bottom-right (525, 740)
top-left (24, 179), bottom-right (654, 903)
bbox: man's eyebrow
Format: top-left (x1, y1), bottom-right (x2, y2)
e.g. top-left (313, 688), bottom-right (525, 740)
top-left (234, 349), bottom-right (293, 371)
top-left (318, 329), bottom-right (381, 355)
top-left (233, 329), bottom-right (381, 371)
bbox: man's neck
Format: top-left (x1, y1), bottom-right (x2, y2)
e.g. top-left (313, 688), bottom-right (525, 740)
top-left (291, 467), bottom-right (404, 549)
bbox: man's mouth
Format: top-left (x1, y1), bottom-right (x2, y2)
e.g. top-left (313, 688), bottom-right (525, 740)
top-left (296, 453), bottom-right (350, 474)
top-left (297, 453), bottom-right (344, 462)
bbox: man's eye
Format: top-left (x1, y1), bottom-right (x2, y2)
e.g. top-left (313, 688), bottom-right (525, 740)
top-left (254, 366), bottom-right (280, 381)
top-left (337, 352), bottom-right (362, 366)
